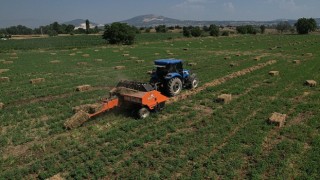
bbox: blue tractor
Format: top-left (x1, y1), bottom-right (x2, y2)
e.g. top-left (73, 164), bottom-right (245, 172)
top-left (150, 59), bottom-right (199, 97)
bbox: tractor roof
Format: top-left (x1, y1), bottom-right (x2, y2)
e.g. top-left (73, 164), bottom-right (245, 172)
top-left (154, 59), bottom-right (182, 65)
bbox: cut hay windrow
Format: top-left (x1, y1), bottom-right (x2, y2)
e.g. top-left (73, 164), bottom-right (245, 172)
top-left (168, 60), bottom-right (277, 104)
top-left (3, 61), bottom-right (13, 64)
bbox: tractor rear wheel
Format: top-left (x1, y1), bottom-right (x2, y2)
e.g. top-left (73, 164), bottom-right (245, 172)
top-left (167, 77), bottom-right (182, 96)
top-left (138, 107), bottom-right (150, 119)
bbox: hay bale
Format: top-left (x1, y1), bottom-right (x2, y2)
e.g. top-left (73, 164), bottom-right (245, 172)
top-left (147, 71), bottom-right (153, 75)
top-left (11, 53), bottom-right (17, 56)
top-left (64, 110), bottom-right (90, 129)
top-left (224, 56), bottom-right (231, 60)
top-left (269, 112), bottom-right (287, 127)
top-left (0, 102), bottom-right (4, 109)
top-left (94, 49), bottom-right (99, 52)
top-left (135, 60), bottom-right (144, 63)
top-left (292, 60), bottom-right (301, 64)
top-left (50, 60), bottom-right (60, 64)
top-left (114, 66), bottom-right (126, 70)
top-left (269, 71), bottom-right (279, 76)
top-left (187, 62), bottom-right (197, 66)
top-left (77, 62), bottom-right (88, 66)
top-left (217, 94), bottom-right (232, 104)
top-left (48, 173), bottom-right (64, 180)
top-left (0, 77), bottom-right (10, 82)
top-left (50, 53), bottom-right (56, 55)
top-left (168, 53), bottom-right (174, 56)
top-left (69, 53), bottom-right (76, 56)
top-left (229, 63), bottom-right (238, 67)
top-left (130, 57), bottom-right (138, 60)
top-left (94, 59), bottom-right (103, 62)
top-left (73, 103), bottom-right (102, 113)
top-left (82, 54), bottom-right (90, 57)
top-left (3, 61), bottom-right (13, 64)
top-left (305, 80), bottom-right (317, 87)
top-left (113, 50), bottom-right (119, 53)
top-left (236, 54), bottom-right (241, 57)
top-left (302, 53), bottom-right (313, 56)
top-left (76, 51), bottom-right (83, 54)
top-left (30, 78), bottom-right (45, 84)
top-left (123, 54), bottom-right (130, 57)
top-left (76, 85), bottom-right (91, 92)
top-left (0, 69), bottom-right (9, 74)
top-left (154, 53), bottom-right (160, 56)
top-left (254, 57), bottom-right (261, 61)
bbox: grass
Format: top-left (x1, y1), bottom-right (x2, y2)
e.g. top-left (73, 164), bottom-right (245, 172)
top-left (0, 33), bottom-right (319, 179)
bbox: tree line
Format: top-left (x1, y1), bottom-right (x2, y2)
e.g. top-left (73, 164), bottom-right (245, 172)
top-left (0, 19), bottom-right (100, 37)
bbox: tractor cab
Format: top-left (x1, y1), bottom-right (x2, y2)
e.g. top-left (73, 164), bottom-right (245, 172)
top-left (153, 59), bottom-right (185, 80)
top-left (150, 59), bottom-right (198, 97)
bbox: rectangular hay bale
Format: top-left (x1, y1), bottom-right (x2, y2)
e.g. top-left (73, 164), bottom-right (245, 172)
top-left (269, 112), bottom-right (287, 127)
top-left (30, 78), bottom-right (45, 84)
top-left (0, 69), bottom-right (9, 74)
top-left (64, 110), bottom-right (90, 129)
top-left (217, 94), bottom-right (232, 104)
top-left (305, 80), bottom-right (317, 87)
top-left (76, 85), bottom-right (91, 92)
top-left (114, 66), bottom-right (126, 70)
top-left (269, 71), bottom-right (279, 76)
top-left (0, 77), bottom-right (10, 82)
top-left (0, 102), bottom-right (4, 109)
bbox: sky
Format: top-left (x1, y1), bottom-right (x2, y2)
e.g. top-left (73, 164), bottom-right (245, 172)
top-left (0, 0), bottom-right (319, 28)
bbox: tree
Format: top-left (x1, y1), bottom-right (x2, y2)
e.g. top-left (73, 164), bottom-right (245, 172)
top-left (102, 22), bottom-right (136, 45)
top-left (276, 21), bottom-right (291, 34)
top-left (295, 18), bottom-right (317, 34)
top-left (85, 19), bottom-right (90, 34)
top-left (155, 25), bottom-right (168, 33)
top-left (209, 24), bottom-right (219, 36)
top-left (190, 26), bottom-right (202, 37)
top-left (260, 25), bottom-right (266, 34)
top-left (182, 26), bottom-right (191, 37)
top-left (65, 24), bottom-right (75, 34)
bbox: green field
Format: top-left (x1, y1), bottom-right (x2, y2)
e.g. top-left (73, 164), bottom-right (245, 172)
top-left (0, 33), bottom-right (319, 179)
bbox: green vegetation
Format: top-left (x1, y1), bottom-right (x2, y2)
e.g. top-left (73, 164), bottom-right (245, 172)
top-left (102, 22), bottom-right (137, 45)
top-left (0, 33), bottom-right (320, 179)
top-left (295, 18), bottom-right (317, 34)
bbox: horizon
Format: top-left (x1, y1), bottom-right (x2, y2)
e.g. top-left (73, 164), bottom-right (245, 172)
top-left (1, 0), bottom-right (319, 28)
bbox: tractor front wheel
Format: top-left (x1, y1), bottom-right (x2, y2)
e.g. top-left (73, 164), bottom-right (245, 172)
top-left (167, 77), bottom-right (182, 97)
top-left (190, 77), bottom-right (199, 89)
top-left (138, 107), bottom-right (150, 119)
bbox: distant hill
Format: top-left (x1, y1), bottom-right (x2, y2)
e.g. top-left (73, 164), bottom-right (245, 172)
top-left (119, 14), bottom-right (320, 27)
